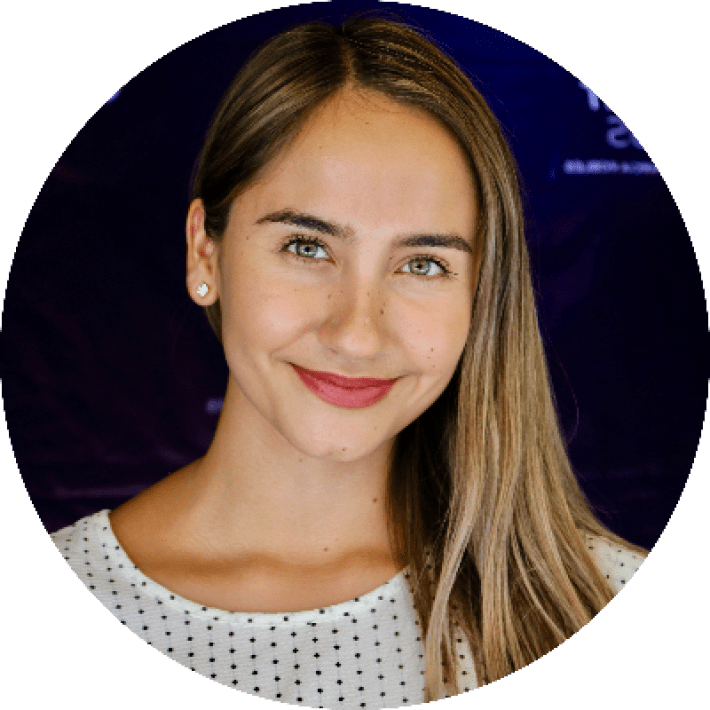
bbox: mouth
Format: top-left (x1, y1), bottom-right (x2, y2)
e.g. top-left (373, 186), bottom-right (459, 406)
top-left (292, 365), bottom-right (397, 409)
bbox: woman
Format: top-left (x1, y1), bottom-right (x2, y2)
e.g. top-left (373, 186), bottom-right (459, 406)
top-left (51, 16), bottom-right (645, 707)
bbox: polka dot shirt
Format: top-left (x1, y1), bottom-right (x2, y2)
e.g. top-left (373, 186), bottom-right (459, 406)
top-left (51, 510), bottom-right (643, 708)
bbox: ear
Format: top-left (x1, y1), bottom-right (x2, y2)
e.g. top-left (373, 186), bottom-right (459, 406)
top-left (186, 198), bottom-right (219, 306)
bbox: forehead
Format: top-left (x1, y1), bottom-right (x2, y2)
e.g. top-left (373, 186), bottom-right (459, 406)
top-left (236, 88), bottom-right (477, 237)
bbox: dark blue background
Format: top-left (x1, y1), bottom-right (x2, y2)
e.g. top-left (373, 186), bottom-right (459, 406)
top-left (2, 1), bottom-right (707, 549)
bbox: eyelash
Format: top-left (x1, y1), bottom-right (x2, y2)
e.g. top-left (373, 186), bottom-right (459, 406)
top-left (280, 236), bottom-right (330, 261)
top-left (279, 237), bottom-right (453, 278)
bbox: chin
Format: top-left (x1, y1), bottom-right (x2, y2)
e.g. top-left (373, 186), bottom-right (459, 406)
top-left (283, 417), bottom-right (397, 464)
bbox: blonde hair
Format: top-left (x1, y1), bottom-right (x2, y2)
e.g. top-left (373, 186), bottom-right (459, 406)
top-left (191, 15), bottom-right (644, 699)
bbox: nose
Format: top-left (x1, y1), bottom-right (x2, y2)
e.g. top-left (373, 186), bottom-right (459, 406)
top-left (318, 277), bottom-right (387, 361)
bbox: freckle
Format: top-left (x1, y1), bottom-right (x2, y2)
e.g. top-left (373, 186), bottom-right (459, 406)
top-left (372, 498), bottom-right (378, 503)
top-left (380, 309), bottom-right (384, 315)
top-left (323, 547), bottom-right (329, 552)
top-left (430, 348), bottom-right (434, 352)
top-left (342, 447), bottom-right (347, 452)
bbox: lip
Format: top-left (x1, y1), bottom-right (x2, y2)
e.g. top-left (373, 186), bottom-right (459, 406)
top-left (292, 365), bottom-right (397, 409)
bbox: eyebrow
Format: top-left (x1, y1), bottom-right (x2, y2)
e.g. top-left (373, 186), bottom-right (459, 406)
top-left (256, 208), bottom-right (472, 254)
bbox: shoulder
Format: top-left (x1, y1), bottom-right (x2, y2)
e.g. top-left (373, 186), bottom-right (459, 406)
top-left (49, 508), bottom-right (147, 611)
top-left (50, 509), bottom-right (111, 559)
top-left (50, 509), bottom-right (126, 585)
top-left (585, 534), bottom-right (647, 595)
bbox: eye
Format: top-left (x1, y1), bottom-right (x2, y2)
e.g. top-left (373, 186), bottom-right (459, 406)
top-left (400, 257), bottom-right (449, 277)
top-left (283, 238), bottom-right (329, 260)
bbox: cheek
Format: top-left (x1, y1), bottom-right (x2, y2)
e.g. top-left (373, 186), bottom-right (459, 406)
top-left (400, 302), bottom-right (471, 375)
top-left (220, 265), bottom-right (320, 357)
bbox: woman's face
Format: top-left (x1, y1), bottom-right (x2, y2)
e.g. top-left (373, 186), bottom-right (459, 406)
top-left (196, 88), bottom-right (477, 463)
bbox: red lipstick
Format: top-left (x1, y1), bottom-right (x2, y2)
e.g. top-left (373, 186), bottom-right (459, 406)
top-left (293, 365), bottom-right (396, 409)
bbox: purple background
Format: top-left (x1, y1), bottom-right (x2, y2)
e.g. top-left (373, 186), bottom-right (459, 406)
top-left (2, 1), bottom-right (707, 550)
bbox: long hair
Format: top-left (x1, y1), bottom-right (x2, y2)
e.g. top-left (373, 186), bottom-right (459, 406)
top-left (191, 15), bottom-right (644, 700)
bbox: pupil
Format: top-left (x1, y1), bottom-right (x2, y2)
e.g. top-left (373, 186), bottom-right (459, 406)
top-left (413, 260), bottom-right (429, 274)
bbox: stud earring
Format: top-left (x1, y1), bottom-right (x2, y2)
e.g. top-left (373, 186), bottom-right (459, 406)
top-left (196, 282), bottom-right (209, 297)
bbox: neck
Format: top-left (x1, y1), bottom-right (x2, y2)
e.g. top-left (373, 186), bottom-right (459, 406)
top-left (174, 376), bottom-right (398, 570)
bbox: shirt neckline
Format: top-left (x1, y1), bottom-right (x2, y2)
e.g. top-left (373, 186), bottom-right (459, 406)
top-left (90, 508), bottom-right (410, 627)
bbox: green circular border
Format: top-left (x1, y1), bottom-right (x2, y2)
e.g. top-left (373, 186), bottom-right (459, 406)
top-left (0, 0), bottom-right (710, 710)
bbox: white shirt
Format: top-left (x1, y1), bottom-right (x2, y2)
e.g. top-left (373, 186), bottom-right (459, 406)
top-left (51, 510), bottom-right (643, 709)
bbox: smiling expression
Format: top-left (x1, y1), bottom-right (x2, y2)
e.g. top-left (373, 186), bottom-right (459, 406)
top-left (193, 87), bottom-right (478, 462)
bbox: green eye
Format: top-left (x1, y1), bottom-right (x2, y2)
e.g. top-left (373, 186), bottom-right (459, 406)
top-left (402, 258), bottom-right (446, 277)
top-left (285, 239), bottom-right (329, 259)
